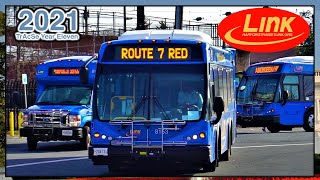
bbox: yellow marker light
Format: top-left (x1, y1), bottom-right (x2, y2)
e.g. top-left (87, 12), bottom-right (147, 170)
top-left (152, 39), bottom-right (157, 42)
top-left (200, 132), bottom-right (205, 139)
top-left (197, 41), bottom-right (202, 44)
top-left (139, 151), bottom-right (147, 156)
top-left (94, 133), bottom-right (100, 138)
top-left (107, 41), bottom-right (112, 44)
top-left (138, 40), bottom-right (143, 43)
top-left (165, 39), bottom-right (171, 42)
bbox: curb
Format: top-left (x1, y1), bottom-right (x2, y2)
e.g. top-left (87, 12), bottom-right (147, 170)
top-left (6, 136), bottom-right (24, 139)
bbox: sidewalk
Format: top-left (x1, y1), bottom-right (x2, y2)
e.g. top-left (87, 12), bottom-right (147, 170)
top-left (0, 168), bottom-right (12, 180)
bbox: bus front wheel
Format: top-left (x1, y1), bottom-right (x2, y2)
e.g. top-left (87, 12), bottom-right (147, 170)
top-left (303, 110), bottom-right (314, 132)
top-left (267, 123), bottom-right (280, 133)
top-left (202, 134), bottom-right (218, 172)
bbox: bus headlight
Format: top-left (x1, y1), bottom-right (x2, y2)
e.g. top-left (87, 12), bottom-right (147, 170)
top-left (192, 134), bottom-right (198, 140)
top-left (68, 115), bottom-right (81, 127)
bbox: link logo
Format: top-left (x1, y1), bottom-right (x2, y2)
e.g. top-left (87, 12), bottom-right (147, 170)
top-left (218, 8), bottom-right (310, 53)
top-left (15, 7), bottom-right (80, 41)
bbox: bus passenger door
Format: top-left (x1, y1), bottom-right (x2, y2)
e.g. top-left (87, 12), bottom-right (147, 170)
top-left (281, 75), bottom-right (304, 126)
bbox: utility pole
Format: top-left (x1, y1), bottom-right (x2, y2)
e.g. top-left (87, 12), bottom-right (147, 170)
top-left (84, 6), bottom-right (89, 35)
top-left (124, 6), bottom-right (127, 32)
top-left (97, 11), bottom-right (100, 34)
top-left (222, 12), bottom-right (231, 48)
top-left (137, 6), bottom-right (145, 30)
top-left (174, 6), bottom-right (183, 29)
top-left (113, 12), bottom-right (115, 35)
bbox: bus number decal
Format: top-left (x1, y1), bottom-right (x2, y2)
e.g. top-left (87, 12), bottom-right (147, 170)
top-left (155, 128), bottom-right (168, 134)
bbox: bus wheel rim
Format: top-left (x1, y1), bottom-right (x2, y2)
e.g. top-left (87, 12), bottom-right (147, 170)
top-left (308, 114), bottom-right (314, 128)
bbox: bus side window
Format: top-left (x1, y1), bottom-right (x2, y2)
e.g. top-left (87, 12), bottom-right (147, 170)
top-left (303, 75), bottom-right (314, 101)
top-left (208, 67), bottom-right (214, 118)
top-left (283, 75), bottom-right (299, 101)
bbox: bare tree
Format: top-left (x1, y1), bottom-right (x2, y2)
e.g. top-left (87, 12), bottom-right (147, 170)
top-left (156, 20), bottom-right (169, 29)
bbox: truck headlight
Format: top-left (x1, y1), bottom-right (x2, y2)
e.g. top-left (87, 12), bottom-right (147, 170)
top-left (21, 112), bottom-right (29, 127)
top-left (68, 115), bottom-right (81, 127)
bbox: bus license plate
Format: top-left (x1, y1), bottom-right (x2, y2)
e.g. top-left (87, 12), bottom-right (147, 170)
top-left (93, 148), bottom-right (108, 156)
top-left (62, 130), bottom-right (73, 136)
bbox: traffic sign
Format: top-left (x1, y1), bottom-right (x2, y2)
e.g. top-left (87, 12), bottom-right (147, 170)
top-left (22, 74), bottom-right (27, 85)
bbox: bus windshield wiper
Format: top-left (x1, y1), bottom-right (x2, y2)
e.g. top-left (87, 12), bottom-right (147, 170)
top-left (127, 96), bottom-right (148, 120)
top-left (152, 96), bottom-right (171, 120)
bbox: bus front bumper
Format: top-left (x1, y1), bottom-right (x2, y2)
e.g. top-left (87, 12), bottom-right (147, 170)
top-left (89, 145), bottom-right (210, 164)
top-left (237, 115), bottom-right (280, 127)
top-left (20, 126), bottom-right (84, 141)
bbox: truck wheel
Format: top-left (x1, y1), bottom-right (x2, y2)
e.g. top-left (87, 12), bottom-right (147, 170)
top-left (27, 136), bottom-right (38, 151)
top-left (267, 123), bottom-right (281, 133)
top-left (80, 126), bottom-right (90, 150)
top-left (303, 110), bottom-right (314, 132)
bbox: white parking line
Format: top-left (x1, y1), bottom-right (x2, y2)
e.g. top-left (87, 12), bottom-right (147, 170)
top-left (233, 142), bottom-right (313, 149)
top-left (7, 157), bottom-right (88, 168)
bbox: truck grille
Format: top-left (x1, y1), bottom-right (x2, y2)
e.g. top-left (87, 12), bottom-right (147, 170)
top-left (29, 110), bottom-right (70, 127)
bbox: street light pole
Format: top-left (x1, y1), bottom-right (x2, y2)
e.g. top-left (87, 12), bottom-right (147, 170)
top-left (222, 12), bottom-right (231, 48)
top-left (124, 6), bottom-right (126, 32)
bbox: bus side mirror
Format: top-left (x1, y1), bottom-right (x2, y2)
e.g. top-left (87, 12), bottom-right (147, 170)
top-left (80, 67), bottom-right (88, 84)
top-left (282, 91), bottom-right (288, 105)
top-left (212, 96), bottom-right (224, 124)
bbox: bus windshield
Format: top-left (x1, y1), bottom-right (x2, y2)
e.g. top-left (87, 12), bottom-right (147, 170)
top-left (36, 86), bottom-right (92, 105)
top-left (95, 64), bottom-right (205, 121)
top-left (237, 75), bottom-right (280, 104)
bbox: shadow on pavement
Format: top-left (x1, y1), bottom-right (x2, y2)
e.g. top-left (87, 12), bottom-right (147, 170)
top-left (6, 141), bottom-right (85, 154)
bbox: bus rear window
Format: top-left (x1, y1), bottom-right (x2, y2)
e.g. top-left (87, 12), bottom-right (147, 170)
top-left (101, 43), bottom-right (203, 62)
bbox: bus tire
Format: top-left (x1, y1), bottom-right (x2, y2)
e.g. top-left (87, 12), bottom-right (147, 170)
top-left (108, 163), bottom-right (121, 172)
top-left (303, 110), bottom-right (314, 132)
top-left (220, 126), bottom-right (231, 161)
top-left (27, 136), bottom-right (38, 151)
top-left (202, 137), bottom-right (218, 172)
top-left (80, 126), bottom-right (90, 150)
top-left (267, 123), bottom-right (280, 133)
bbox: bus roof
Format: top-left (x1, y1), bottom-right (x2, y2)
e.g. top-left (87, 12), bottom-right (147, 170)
top-left (43, 55), bottom-right (95, 64)
top-left (36, 55), bottom-right (97, 85)
top-left (272, 56), bottom-right (313, 64)
top-left (118, 30), bottom-right (213, 45)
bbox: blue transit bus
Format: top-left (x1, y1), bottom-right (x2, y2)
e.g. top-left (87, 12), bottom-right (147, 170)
top-left (19, 55), bottom-right (97, 150)
top-left (81, 30), bottom-right (237, 172)
top-left (236, 56), bottom-right (314, 133)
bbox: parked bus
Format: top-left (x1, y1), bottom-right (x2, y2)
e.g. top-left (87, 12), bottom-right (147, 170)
top-left (236, 56), bottom-right (314, 133)
top-left (19, 55), bottom-right (97, 150)
top-left (81, 30), bottom-right (237, 172)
